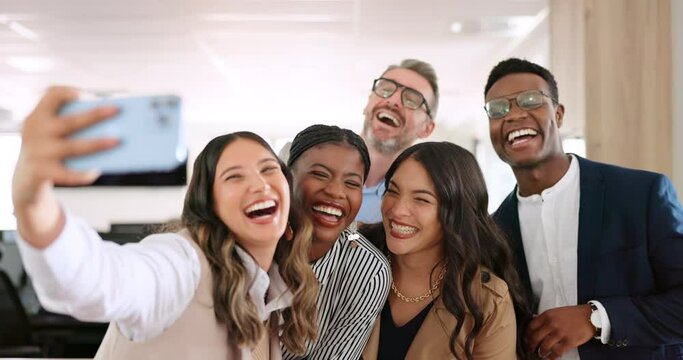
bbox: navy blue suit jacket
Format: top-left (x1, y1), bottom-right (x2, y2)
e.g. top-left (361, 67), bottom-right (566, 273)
top-left (493, 156), bottom-right (683, 360)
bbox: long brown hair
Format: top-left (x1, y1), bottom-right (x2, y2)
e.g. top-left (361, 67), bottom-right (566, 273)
top-left (362, 142), bottom-right (531, 359)
top-left (181, 132), bottom-right (318, 354)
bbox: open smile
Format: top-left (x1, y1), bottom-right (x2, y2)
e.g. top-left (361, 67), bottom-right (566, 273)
top-left (388, 220), bottom-right (418, 239)
top-left (505, 128), bottom-right (539, 148)
top-left (311, 202), bottom-right (346, 227)
top-left (375, 110), bottom-right (402, 128)
top-left (244, 199), bottom-right (279, 223)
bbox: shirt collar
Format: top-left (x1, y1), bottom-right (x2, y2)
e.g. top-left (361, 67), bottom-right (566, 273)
top-left (363, 180), bottom-right (386, 196)
top-left (234, 245), bottom-right (293, 322)
top-left (517, 154), bottom-right (580, 202)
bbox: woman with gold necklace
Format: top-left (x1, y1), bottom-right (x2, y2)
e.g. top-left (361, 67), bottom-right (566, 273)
top-left (360, 142), bottom-right (531, 360)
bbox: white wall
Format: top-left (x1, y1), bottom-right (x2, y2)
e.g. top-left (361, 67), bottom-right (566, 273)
top-left (56, 188), bottom-right (186, 231)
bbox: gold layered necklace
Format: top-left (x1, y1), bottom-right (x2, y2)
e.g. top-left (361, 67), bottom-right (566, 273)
top-left (390, 258), bottom-right (447, 303)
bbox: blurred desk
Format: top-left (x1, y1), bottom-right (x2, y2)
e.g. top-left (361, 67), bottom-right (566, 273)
top-left (1, 230), bottom-right (143, 357)
top-left (31, 311), bottom-right (107, 331)
top-left (29, 310), bottom-right (108, 358)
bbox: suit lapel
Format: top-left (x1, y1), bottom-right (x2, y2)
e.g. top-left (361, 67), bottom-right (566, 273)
top-left (498, 191), bottom-right (535, 309)
top-left (362, 302), bottom-right (454, 360)
top-left (576, 156), bottom-right (605, 303)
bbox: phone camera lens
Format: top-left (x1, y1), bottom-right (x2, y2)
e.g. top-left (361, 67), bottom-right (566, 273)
top-left (158, 115), bottom-right (169, 127)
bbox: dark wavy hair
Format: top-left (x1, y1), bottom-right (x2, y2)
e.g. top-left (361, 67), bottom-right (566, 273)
top-left (180, 131), bottom-right (319, 354)
top-left (362, 141), bottom-right (531, 359)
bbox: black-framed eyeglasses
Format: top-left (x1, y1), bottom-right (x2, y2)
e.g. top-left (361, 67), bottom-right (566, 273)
top-left (372, 78), bottom-right (432, 118)
top-left (484, 90), bottom-right (556, 119)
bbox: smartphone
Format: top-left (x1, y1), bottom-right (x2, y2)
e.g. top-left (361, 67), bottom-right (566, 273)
top-left (60, 95), bottom-right (186, 174)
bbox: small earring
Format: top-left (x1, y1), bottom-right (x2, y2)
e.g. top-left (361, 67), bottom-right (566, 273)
top-left (285, 223), bottom-right (294, 241)
top-left (347, 221), bottom-right (360, 241)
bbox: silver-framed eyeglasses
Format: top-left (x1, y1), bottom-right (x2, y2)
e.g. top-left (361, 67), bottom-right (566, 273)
top-left (484, 90), bottom-right (556, 119)
top-left (372, 78), bottom-right (433, 118)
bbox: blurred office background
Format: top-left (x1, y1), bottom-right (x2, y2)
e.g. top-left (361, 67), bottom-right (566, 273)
top-left (0, 0), bottom-right (680, 231)
top-left (0, 0), bottom-right (553, 231)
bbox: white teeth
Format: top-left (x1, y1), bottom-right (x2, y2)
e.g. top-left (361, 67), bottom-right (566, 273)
top-left (377, 112), bottom-right (399, 126)
top-left (313, 205), bottom-right (343, 217)
top-left (507, 128), bottom-right (538, 142)
top-left (245, 200), bottom-right (276, 214)
top-left (391, 221), bottom-right (418, 235)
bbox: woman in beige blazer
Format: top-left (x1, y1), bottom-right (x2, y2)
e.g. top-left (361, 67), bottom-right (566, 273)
top-left (360, 142), bottom-right (531, 360)
top-left (12, 87), bottom-right (319, 359)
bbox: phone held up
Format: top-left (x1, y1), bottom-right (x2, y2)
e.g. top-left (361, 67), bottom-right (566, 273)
top-left (59, 95), bottom-right (186, 175)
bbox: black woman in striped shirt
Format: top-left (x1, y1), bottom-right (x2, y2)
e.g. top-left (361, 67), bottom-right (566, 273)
top-left (282, 124), bottom-right (391, 360)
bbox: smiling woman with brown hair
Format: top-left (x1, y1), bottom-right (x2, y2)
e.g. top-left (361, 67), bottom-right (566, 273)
top-left (12, 87), bottom-right (319, 359)
top-left (360, 141), bottom-right (531, 360)
top-left (282, 124), bottom-right (391, 360)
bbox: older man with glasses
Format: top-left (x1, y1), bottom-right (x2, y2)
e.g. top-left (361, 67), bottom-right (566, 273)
top-left (357, 59), bottom-right (439, 223)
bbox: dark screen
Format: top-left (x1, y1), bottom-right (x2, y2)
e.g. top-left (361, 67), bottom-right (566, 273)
top-left (57, 159), bottom-right (187, 187)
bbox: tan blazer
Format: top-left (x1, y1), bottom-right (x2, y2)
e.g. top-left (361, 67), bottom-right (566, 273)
top-left (95, 230), bottom-right (283, 360)
top-left (362, 271), bottom-right (517, 360)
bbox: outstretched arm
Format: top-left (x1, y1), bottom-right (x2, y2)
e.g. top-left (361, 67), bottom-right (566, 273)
top-left (18, 215), bottom-right (200, 341)
top-left (13, 87), bottom-right (200, 342)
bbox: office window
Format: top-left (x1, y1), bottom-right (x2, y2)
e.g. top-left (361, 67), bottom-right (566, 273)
top-left (563, 137), bottom-right (587, 158)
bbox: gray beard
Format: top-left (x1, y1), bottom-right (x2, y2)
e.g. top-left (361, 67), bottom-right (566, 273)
top-left (363, 130), bottom-right (402, 155)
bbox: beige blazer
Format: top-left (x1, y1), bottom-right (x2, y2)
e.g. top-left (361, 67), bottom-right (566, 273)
top-left (362, 271), bottom-right (517, 360)
top-left (95, 230), bottom-right (283, 360)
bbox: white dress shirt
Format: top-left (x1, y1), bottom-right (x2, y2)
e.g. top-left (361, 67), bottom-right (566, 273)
top-left (518, 155), bottom-right (610, 359)
top-left (17, 211), bottom-right (291, 342)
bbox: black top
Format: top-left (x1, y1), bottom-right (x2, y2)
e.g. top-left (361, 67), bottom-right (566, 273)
top-left (377, 301), bottom-right (435, 360)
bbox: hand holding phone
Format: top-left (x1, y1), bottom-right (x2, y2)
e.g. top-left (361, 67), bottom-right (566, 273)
top-left (12, 87), bottom-right (120, 246)
top-left (60, 95), bottom-right (186, 174)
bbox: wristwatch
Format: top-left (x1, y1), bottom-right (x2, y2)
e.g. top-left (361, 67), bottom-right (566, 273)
top-left (589, 302), bottom-right (602, 339)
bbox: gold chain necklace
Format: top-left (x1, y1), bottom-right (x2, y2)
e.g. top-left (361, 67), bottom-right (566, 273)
top-left (390, 259), bottom-right (447, 303)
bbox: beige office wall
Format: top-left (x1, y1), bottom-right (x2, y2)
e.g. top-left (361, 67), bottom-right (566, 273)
top-left (584, 0), bottom-right (672, 177)
top-left (674, 0), bottom-right (683, 195)
top-left (549, 0), bottom-right (585, 138)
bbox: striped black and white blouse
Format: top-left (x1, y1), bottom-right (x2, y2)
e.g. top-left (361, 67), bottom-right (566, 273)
top-left (282, 227), bottom-right (391, 360)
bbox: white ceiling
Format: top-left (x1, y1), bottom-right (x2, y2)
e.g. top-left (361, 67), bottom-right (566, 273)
top-left (0, 0), bottom-right (549, 141)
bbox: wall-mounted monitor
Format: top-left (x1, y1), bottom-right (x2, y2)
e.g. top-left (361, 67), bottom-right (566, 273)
top-left (62, 157), bottom-right (187, 187)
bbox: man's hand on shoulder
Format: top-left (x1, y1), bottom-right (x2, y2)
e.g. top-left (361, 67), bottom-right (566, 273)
top-left (526, 304), bottom-right (595, 359)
